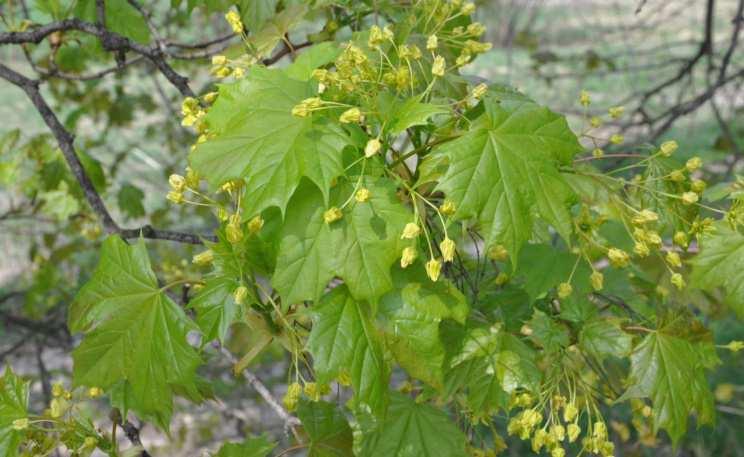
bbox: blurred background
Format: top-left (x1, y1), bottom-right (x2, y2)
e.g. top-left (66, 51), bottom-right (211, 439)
top-left (1, 0), bottom-right (743, 455)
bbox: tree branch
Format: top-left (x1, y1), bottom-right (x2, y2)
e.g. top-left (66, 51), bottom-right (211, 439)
top-left (0, 62), bottom-right (214, 244)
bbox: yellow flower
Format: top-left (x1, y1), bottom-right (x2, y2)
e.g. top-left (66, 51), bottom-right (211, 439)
top-left (304, 382), bottom-right (322, 401)
top-left (659, 140), bottom-right (678, 156)
top-left (607, 248), bottom-right (630, 268)
top-left (225, 10), bottom-right (243, 34)
top-left (666, 251), bottom-right (682, 268)
top-left (495, 272), bottom-right (509, 285)
top-left (551, 447), bottom-right (565, 457)
top-left (579, 90), bottom-right (590, 106)
top-left (557, 282), bottom-right (573, 298)
top-left (467, 22), bottom-right (486, 36)
top-left (88, 387), bottom-right (103, 398)
top-left (461, 2), bottom-right (476, 15)
top-left (681, 191), bottom-right (699, 205)
top-left (233, 285), bottom-right (248, 305)
top-left (425, 258), bottom-right (442, 281)
top-left (592, 147), bottom-right (604, 158)
top-left (593, 421), bottom-right (607, 440)
top-left (725, 340), bottom-right (744, 352)
top-left (401, 222), bottom-right (421, 239)
top-left (365, 138), bottom-right (382, 157)
top-left (608, 106), bottom-right (625, 118)
top-left (673, 231), bottom-right (688, 248)
top-left (440, 238), bottom-right (456, 262)
top-left (567, 423), bottom-right (581, 443)
top-left (368, 25), bottom-right (385, 48)
top-left (232, 67), bottom-right (245, 78)
top-left (456, 51), bottom-right (471, 67)
top-left (246, 215), bottom-right (264, 234)
top-left (632, 209), bottom-right (658, 225)
top-left (355, 188), bottom-right (370, 203)
top-left (633, 241), bottom-right (650, 258)
top-left (610, 133), bottom-right (624, 145)
top-left (169, 174), bottom-right (186, 192)
top-left (211, 55), bottom-right (227, 66)
top-left (426, 34), bottom-right (438, 51)
top-left (166, 191), bottom-right (184, 204)
top-left (185, 166), bottom-right (200, 188)
top-left (671, 272), bottom-right (685, 289)
top-left (400, 247), bottom-right (417, 268)
top-left (192, 249), bottom-right (214, 266)
top-left (520, 324), bottom-right (533, 336)
top-left (52, 383), bottom-right (64, 398)
top-left (226, 222), bottom-right (244, 244)
top-left (488, 244), bottom-right (508, 261)
top-left (12, 418), bottom-right (28, 431)
top-left (551, 424), bottom-right (566, 442)
top-left (203, 91), bottom-right (218, 104)
top-left (283, 382), bottom-right (302, 411)
top-left (471, 83), bottom-right (488, 100)
top-left (337, 370), bottom-right (352, 386)
top-left (686, 156), bottom-right (702, 172)
top-left (691, 179), bottom-right (706, 193)
top-left (50, 398), bottom-right (63, 418)
top-left (590, 271), bottom-right (603, 292)
top-left (431, 55), bottom-right (446, 77)
top-left (323, 207), bottom-right (343, 224)
top-left (440, 200), bottom-right (456, 216)
top-left (339, 107), bottom-right (362, 124)
top-left (83, 437), bottom-right (97, 448)
top-left (590, 116), bottom-right (602, 128)
top-left (670, 169), bottom-right (686, 182)
top-left (563, 403), bottom-right (578, 422)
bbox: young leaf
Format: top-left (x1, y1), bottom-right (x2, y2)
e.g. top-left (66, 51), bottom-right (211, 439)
top-left (689, 225), bottom-right (744, 317)
top-left (0, 366), bottom-right (29, 457)
top-left (619, 323), bottom-right (717, 442)
top-left (189, 276), bottom-right (244, 344)
top-left (306, 286), bottom-right (389, 414)
top-left (379, 267), bottom-right (469, 389)
top-left (215, 435), bottom-right (276, 457)
top-left (297, 400), bottom-right (354, 457)
top-left (579, 317), bottom-right (632, 359)
top-left (433, 95), bottom-right (581, 261)
top-left (70, 236), bottom-right (202, 429)
top-left (192, 67), bottom-right (351, 215)
top-left (360, 392), bottom-right (468, 457)
top-left (285, 42), bottom-right (341, 81)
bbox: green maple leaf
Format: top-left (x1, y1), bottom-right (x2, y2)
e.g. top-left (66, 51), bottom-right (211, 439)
top-left (285, 42), bottom-right (340, 81)
top-left (526, 310), bottom-right (570, 353)
top-left (239, 0), bottom-right (278, 31)
top-left (359, 392), bottom-right (468, 457)
top-left (433, 95), bottom-right (581, 261)
top-left (306, 286), bottom-right (389, 414)
top-left (579, 317), bottom-right (631, 359)
top-left (69, 236), bottom-right (202, 429)
top-left (215, 435), bottom-right (275, 457)
top-left (689, 225), bottom-right (744, 317)
top-left (0, 366), bottom-right (29, 457)
top-left (379, 267), bottom-right (469, 389)
top-left (191, 67), bottom-right (350, 217)
top-left (619, 319), bottom-right (717, 442)
top-left (450, 324), bottom-right (540, 394)
top-left (189, 276), bottom-right (245, 344)
top-left (297, 399), bottom-right (354, 457)
top-left (273, 178), bottom-right (409, 304)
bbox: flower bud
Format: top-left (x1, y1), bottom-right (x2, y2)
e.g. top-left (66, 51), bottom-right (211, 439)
top-left (440, 237), bottom-right (456, 262)
top-left (567, 423), bottom-right (581, 442)
top-left (691, 178), bottom-right (706, 193)
top-left (233, 285), bottom-right (248, 305)
top-left (84, 437), bottom-right (97, 448)
top-left (431, 55), bottom-right (446, 77)
top-left (591, 271), bottom-right (604, 291)
top-left (579, 90), bottom-right (590, 106)
top-left (610, 134), bottom-right (624, 145)
top-left (355, 188), bottom-right (370, 203)
top-left (211, 55), bottom-right (227, 66)
top-left (323, 207), bottom-right (343, 224)
top-left (226, 222), bottom-right (244, 244)
top-left (673, 231), bottom-right (689, 248)
top-left (12, 418), bottom-right (28, 430)
top-left (425, 258), bottom-right (442, 281)
top-left (471, 83), bottom-right (488, 100)
top-left (426, 34), bottom-right (438, 51)
top-left (488, 244), bottom-right (508, 261)
top-left (401, 222), bottom-right (421, 239)
top-left (659, 140), bottom-right (678, 156)
top-left (557, 282), bottom-right (573, 298)
top-left (169, 174), bottom-right (186, 192)
top-left (666, 251), bottom-right (682, 268)
top-left (608, 106), bottom-right (624, 118)
top-left (607, 248), bottom-right (630, 268)
top-left (166, 191), bottom-right (184, 204)
top-left (671, 272), bottom-right (685, 289)
top-left (681, 191), bottom-right (699, 205)
top-left (339, 107), bottom-right (362, 124)
top-left (88, 387), bottom-right (103, 398)
top-left (686, 156), bottom-right (702, 172)
top-left (247, 215), bottom-right (264, 234)
top-left (365, 138), bottom-right (382, 157)
top-left (440, 200), bottom-right (456, 216)
top-left (192, 249), bottom-right (214, 266)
